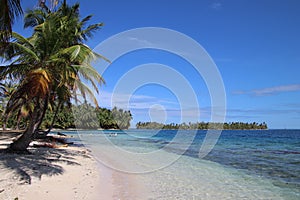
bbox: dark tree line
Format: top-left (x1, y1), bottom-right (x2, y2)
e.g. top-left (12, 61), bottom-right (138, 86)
top-left (44, 104), bottom-right (132, 130)
top-left (136, 121), bottom-right (268, 130)
top-left (1, 103), bottom-right (132, 130)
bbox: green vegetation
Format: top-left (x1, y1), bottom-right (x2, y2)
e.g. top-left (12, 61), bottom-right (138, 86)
top-left (136, 121), bottom-right (268, 130)
top-left (43, 104), bottom-right (132, 130)
top-left (0, 100), bottom-right (132, 130)
top-left (0, 1), bottom-right (107, 151)
top-left (0, 0), bottom-right (23, 42)
top-left (0, 0), bottom-right (59, 43)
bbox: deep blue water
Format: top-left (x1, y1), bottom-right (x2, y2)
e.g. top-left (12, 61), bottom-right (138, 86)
top-left (155, 130), bottom-right (300, 189)
top-left (65, 129), bottom-right (300, 195)
top-left (204, 130), bottom-right (300, 188)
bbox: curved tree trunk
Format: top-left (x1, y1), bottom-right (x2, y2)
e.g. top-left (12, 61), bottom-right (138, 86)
top-left (2, 118), bottom-right (7, 131)
top-left (9, 97), bottom-right (48, 152)
top-left (33, 97), bottom-right (49, 138)
top-left (16, 109), bottom-right (22, 130)
top-left (9, 105), bottom-right (40, 152)
top-left (2, 112), bottom-right (10, 131)
top-left (46, 101), bottom-right (61, 134)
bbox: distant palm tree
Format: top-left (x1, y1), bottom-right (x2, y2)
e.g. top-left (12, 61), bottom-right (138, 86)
top-left (0, 0), bottom-right (61, 41)
top-left (0, 81), bottom-right (17, 129)
top-left (39, 0), bottom-right (60, 12)
top-left (1, 2), bottom-right (107, 152)
top-left (73, 103), bottom-right (98, 129)
top-left (0, 0), bottom-right (22, 42)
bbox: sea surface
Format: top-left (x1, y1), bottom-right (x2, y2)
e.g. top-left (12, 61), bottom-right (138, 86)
top-left (62, 129), bottom-right (300, 199)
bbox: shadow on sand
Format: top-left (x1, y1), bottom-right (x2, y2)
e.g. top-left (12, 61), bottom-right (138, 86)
top-left (0, 132), bottom-right (88, 185)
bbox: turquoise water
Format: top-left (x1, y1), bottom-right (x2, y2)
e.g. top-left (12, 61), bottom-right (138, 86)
top-left (63, 129), bottom-right (300, 199)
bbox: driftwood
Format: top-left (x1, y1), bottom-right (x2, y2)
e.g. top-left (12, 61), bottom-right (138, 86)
top-left (30, 141), bottom-right (68, 148)
top-left (1, 130), bottom-right (73, 149)
top-left (30, 131), bottom-right (73, 148)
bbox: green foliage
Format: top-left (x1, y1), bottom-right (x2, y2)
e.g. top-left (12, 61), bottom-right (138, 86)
top-left (41, 104), bottom-right (132, 130)
top-left (136, 121), bottom-right (268, 130)
top-left (73, 103), bottom-right (98, 129)
top-left (0, 2), bottom-right (108, 150)
top-left (0, 0), bottom-right (23, 43)
top-left (111, 107), bottom-right (132, 129)
top-left (42, 105), bottom-right (74, 130)
top-left (1, 2), bottom-right (106, 120)
top-left (97, 107), bottom-right (120, 129)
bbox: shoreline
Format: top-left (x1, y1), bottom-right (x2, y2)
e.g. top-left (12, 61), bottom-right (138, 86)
top-left (96, 161), bottom-right (148, 200)
top-left (0, 132), bottom-right (102, 199)
top-left (0, 131), bottom-right (145, 200)
top-left (2, 129), bottom-right (296, 199)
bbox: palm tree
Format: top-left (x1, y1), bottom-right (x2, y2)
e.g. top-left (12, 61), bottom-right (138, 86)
top-left (73, 103), bottom-right (98, 129)
top-left (0, 2), bottom-right (107, 152)
top-left (0, 0), bottom-right (61, 44)
top-left (0, 80), bottom-right (19, 130)
top-left (0, 0), bottom-right (22, 43)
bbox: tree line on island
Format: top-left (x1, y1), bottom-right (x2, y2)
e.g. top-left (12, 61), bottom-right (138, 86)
top-left (136, 121), bottom-right (268, 130)
top-left (0, 101), bottom-right (132, 131)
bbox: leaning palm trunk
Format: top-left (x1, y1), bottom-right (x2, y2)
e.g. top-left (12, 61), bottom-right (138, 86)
top-left (9, 97), bottom-right (48, 152)
top-left (2, 109), bottom-right (12, 131)
top-left (2, 115), bottom-right (8, 130)
top-left (33, 97), bottom-right (49, 138)
top-left (15, 109), bottom-right (22, 130)
top-left (46, 101), bottom-right (62, 134)
top-left (9, 105), bottom-right (41, 152)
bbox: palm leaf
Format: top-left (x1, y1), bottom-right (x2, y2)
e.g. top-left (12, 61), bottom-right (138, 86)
top-left (24, 9), bottom-right (47, 28)
top-left (0, 0), bottom-right (23, 42)
top-left (73, 79), bottom-right (99, 107)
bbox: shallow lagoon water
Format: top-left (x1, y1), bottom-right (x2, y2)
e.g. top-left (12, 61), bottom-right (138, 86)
top-left (64, 129), bottom-right (300, 199)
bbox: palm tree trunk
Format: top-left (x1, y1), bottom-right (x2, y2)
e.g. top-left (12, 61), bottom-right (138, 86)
top-left (9, 105), bottom-right (40, 152)
top-left (2, 120), bottom-right (6, 131)
top-left (9, 96), bottom-right (48, 152)
top-left (46, 101), bottom-right (61, 134)
top-left (16, 109), bottom-right (22, 130)
top-left (33, 96), bottom-right (49, 138)
top-left (2, 113), bottom-right (10, 131)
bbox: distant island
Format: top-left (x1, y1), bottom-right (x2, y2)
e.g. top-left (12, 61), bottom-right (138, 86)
top-left (136, 121), bottom-right (268, 130)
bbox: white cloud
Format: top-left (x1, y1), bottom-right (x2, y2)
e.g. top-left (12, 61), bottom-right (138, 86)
top-left (97, 91), bottom-right (209, 122)
top-left (97, 91), bottom-right (177, 110)
top-left (233, 84), bottom-right (300, 96)
top-left (211, 2), bottom-right (222, 10)
top-left (97, 91), bottom-right (228, 124)
top-left (128, 37), bottom-right (154, 46)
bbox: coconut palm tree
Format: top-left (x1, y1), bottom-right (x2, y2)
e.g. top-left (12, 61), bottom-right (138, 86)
top-left (0, 0), bottom-right (61, 44)
top-left (0, 80), bottom-right (20, 130)
top-left (0, 0), bottom-right (22, 43)
top-left (0, 2), bottom-right (107, 152)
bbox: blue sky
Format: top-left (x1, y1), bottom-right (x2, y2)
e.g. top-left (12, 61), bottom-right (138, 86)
top-left (14, 0), bottom-right (300, 129)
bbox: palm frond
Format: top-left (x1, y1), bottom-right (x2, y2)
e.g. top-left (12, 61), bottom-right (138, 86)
top-left (24, 9), bottom-right (47, 28)
top-left (74, 79), bottom-right (99, 107)
top-left (0, 0), bottom-right (23, 42)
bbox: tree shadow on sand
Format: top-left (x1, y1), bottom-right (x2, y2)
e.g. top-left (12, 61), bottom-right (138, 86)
top-left (0, 147), bottom-right (86, 185)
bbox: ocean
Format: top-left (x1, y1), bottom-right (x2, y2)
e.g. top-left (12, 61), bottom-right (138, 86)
top-left (63, 129), bottom-right (300, 199)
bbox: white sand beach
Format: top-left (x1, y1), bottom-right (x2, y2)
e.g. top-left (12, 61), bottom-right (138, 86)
top-left (0, 131), bottom-right (150, 200)
top-left (0, 132), bottom-right (139, 200)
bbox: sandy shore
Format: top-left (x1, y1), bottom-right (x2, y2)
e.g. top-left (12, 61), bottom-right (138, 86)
top-left (0, 132), bottom-right (117, 200)
top-left (0, 131), bottom-right (149, 200)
